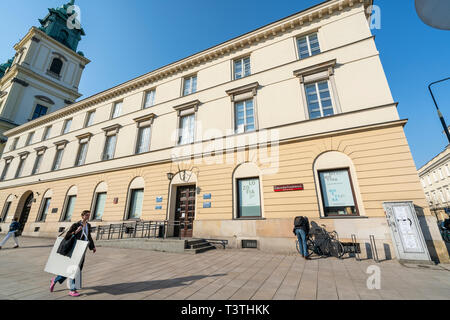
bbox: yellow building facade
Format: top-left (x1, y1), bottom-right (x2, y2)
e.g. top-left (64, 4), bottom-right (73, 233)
top-left (0, 0), bottom-right (448, 262)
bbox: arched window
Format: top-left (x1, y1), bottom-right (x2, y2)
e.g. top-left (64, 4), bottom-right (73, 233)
top-left (125, 177), bottom-right (145, 220)
top-left (233, 162), bottom-right (264, 219)
top-left (91, 182), bottom-right (108, 221)
top-left (1, 195), bottom-right (14, 222)
top-left (37, 189), bottom-right (53, 222)
top-left (61, 186), bottom-right (77, 222)
top-left (313, 151), bottom-right (364, 217)
top-left (49, 58), bottom-right (63, 75)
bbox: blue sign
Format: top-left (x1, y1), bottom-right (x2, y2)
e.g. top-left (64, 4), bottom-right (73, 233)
top-left (203, 202), bottom-right (211, 208)
top-left (156, 196), bottom-right (163, 203)
top-left (203, 193), bottom-right (211, 200)
top-left (155, 205), bottom-right (162, 210)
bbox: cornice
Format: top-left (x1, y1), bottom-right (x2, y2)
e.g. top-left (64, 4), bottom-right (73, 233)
top-left (14, 27), bottom-right (90, 65)
top-left (133, 113), bottom-right (157, 123)
top-left (4, 0), bottom-right (372, 137)
top-left (172, 100), bottom-right (201, 113)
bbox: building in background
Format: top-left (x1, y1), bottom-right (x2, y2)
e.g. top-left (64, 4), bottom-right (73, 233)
top-left (0, 0), bottom-right (448, 263)
top-left (418, 145), bottom-right (450, 222)
top-left (0, 0), bottom-right (89, 155)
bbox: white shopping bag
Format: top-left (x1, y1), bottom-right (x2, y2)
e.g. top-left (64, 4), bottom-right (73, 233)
top-left (44, 237), bottom-right (89, 282)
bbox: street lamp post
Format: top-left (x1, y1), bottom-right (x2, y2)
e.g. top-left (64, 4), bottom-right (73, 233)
top-left (428, 77), bottom-right (450, 144)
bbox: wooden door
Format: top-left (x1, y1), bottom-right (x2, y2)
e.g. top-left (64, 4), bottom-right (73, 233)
top-left (175, 186), bottom-right (196, 238)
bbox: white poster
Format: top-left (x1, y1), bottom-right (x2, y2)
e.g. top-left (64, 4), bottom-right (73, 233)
top-left (44, 237), bottom-right (89, 280)
top-left (240, 179), bottom-right (260, 207)
top-left (320, 170), bottom-right (355, 207)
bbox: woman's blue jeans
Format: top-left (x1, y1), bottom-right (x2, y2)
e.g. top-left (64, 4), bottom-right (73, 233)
top-left (295, 229), bottom-right (308, 256)
top-left (54, 275), bottom-right (76, 291)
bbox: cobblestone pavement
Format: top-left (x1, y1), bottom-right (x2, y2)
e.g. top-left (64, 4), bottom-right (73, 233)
top-left (0, 237), bottom-right (449, 300)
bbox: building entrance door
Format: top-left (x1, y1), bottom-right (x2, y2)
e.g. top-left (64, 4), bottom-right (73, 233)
top-left (174, 185), bottom-right (196, 238)
top-left (17, 193), bottom-right (34, 236)
top-left (383, 201), bottom-right (432, 262)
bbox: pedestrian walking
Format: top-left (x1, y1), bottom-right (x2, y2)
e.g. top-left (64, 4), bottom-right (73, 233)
top-left (0, 217), bottom-right (20, 249)
top-left (50, 210), bottom-right (96, 297)
top-left (293, 216), bottom-right (310, 259)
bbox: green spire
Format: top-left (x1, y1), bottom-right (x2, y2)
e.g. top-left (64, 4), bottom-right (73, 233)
top-left (38, 0), bottom-right (85, 53)
top-left (0, 58), bottom-right (14, 80)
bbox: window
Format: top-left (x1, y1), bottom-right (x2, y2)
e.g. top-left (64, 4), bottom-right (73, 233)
top-left (305, 81), bottom-right (334, 119)
top-left (318, 169), bottom-right (359, 216)
top-left (75, 141), bottom-right (89, 166)
top-left (143, 90), bottom-right (156, 109)
top-left (183, 75), bottom-right (197, 96)
top-left (447, 188), bottom-right (450, 201)
top-left (92, 192), bottom-right (107, 220)
top-left (297, 33), bottom-right (320, 59)
top-left (84, 111), bottom-right (95, 127)
top-left (127, 189), bottom-right (144, 220)
top-left (111, 102), bottom-right (122, 119)
top-left (237, 178), bottom-right (262, 218)
top-left (102, 135), bottom-right (117, 160)
top-left (446, 165), bottom-right (450, 177)
top-left (62, 119), bottom-right (72, 134)
top-left (49, 58), bottom-right (63, 75)
top-left (178, 114), bottom-right (195, 145)
top-left (1, 200), bottom-right (12, 222)
top-left (32, 104), bottom-right (48, 120)
top-left (0, 160), bottom-right (11, 181)
top-left (25, 132), bottom-right (35, 146)
top-left (439, 168), bottom-right (444, 180)
top-left (15, 158), bottom-right (26, 178)
top-left (62, 195), bottom-right (77, 221)
top-left (52, 146), bottom-right (65, 171)
top-left (440, 190), bottom-right (446, 203)
top-left (10, 137), bottom-right (19, 151)
top-left (37, 197), bottom-right (51, 222)
top-left (136, 126), bottom-right (151, 154)
top-left (427, 175), bottom-right (432, 185)
top-left (32, 153), bottom-right (44, 175)
top-left (234, 57), bottom-right (251, 80)
top-left (235, 99), bottom-right (255, 134)
top-left (421, 179), bottom-right (426, 188)
top-left (42, 126), bottom-right (52, 141)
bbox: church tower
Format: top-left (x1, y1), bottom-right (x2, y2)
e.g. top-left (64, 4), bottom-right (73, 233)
top-left (0, 0), bottom-right (90, 155)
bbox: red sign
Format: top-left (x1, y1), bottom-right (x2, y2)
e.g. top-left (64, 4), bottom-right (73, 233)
top-left (274, 184), bottom-right (304, 192)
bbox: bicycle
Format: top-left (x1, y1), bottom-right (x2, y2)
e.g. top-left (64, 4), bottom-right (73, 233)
top-left (296, 225), bottom-right (345, 259)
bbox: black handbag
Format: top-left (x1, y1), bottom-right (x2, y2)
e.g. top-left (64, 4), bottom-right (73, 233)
top-left (57, 232), bottom-right (77, 258)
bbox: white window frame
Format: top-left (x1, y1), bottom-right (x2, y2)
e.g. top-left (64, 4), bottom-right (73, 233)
top-left (101, 125), bottom-right (121, 161)
top-left (111, 101), bottom-right (123, 119)
top-left (296, 32), bottom-right (321, 60)
top-left (233, 56), bottom-right (251, 80)
top-left (294, 60), bottom-right (341, 121)
top-left (84, 110), bottom-right (96, 128)
top-left (0, 157), bottom-right (13, 181)
top-left (25, 132), bottom-right (35, 146)
top-left (143, 89), bottom-right (156, 109)
top-left (42, 126), bottom-right (52, 141)
top-left (304, 80), bottom-right (336, 119)
top-left (52, 141), bottom-right (68, 171)
top-left (182, 75), bottom-right (197, 96)
top-left (61, 118), bottom-right (72, 135)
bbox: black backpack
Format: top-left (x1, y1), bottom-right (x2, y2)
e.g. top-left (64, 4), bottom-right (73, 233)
top-left (294, 216), bottom-right (306, 228)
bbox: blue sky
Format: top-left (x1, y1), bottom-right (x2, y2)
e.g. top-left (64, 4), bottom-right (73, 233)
top-left (1, 0), bottom-right (449, 169)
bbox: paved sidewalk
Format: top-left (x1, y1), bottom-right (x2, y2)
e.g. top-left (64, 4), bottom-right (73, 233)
top-left (0, 237), bottom-right (449, 300)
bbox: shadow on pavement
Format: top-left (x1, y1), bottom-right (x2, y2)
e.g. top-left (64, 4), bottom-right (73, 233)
top-left (83, 273), bottom-right (227, 297)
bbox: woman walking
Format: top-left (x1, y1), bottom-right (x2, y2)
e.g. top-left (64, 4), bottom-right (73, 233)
top-left (50, 210), bottom-right (96, 297)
